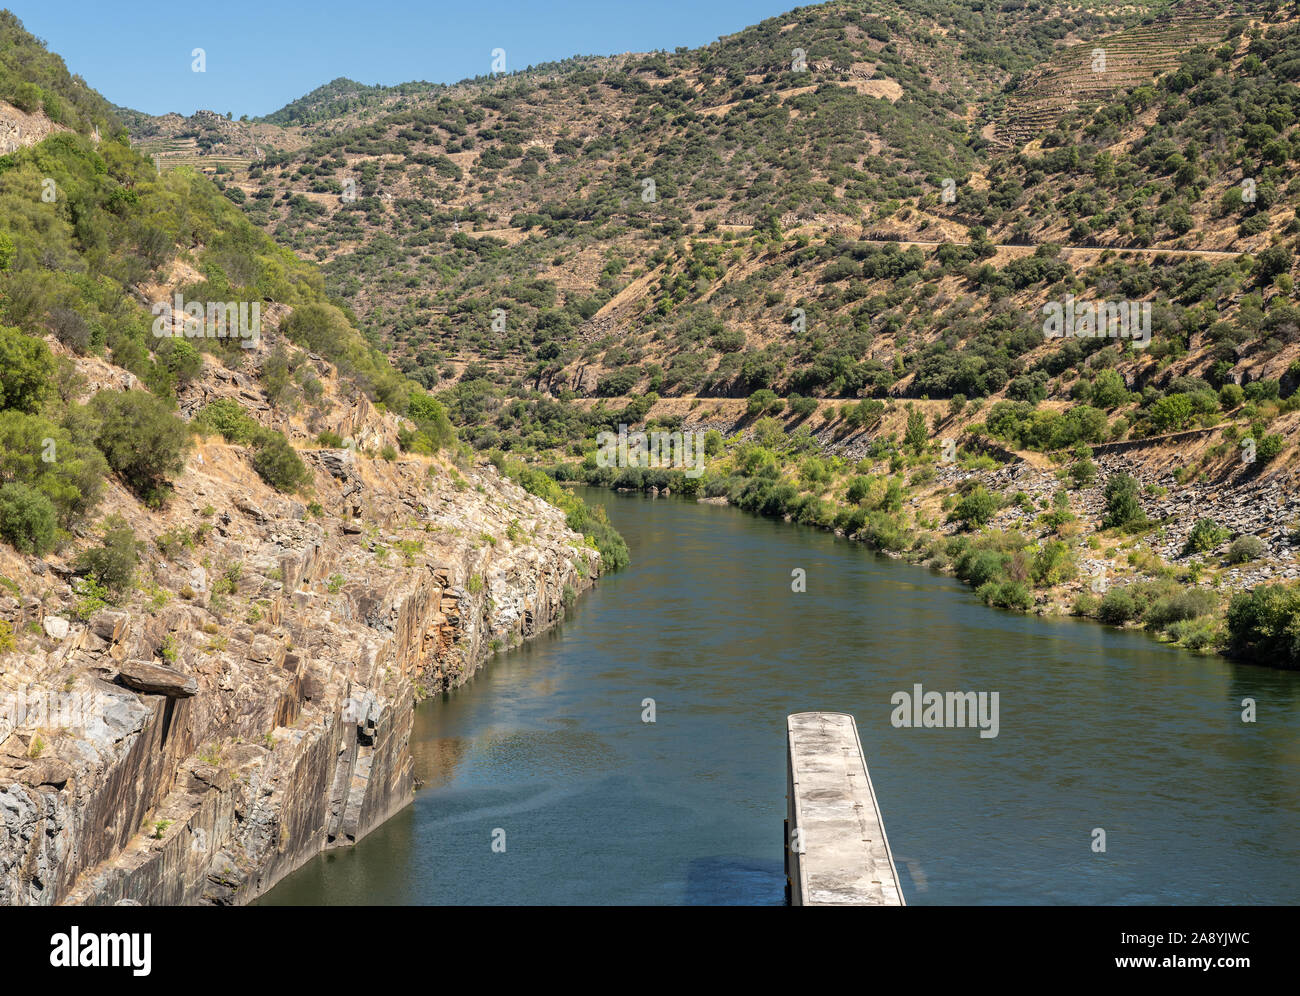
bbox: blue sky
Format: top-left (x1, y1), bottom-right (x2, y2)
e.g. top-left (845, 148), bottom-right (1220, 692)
top-left (8, 0), bottom-right (799, 118)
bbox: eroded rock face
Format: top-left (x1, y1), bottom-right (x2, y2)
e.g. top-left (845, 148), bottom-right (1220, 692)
top-left (0, 351), bottom-right (600, 907)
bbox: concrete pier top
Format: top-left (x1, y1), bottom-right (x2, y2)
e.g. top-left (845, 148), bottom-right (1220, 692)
top-left (786, 711), bottom-right (904, 906)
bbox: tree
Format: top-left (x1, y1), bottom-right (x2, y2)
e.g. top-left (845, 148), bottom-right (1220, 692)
top-left (746, 389), bottom-right (778, 416)
top-left (843, 398), bottom-right (885, 430)
top-left (1089, 369), bottom-right (1129, 410)
top-left (1032, 540), bottom-right (1076, 586)
top-left (0, 483), bottom-right (57, 555)
top-left (407, 391), bottom-right (456, 450)
top-left (153, 336), bottom-right (204, 386)
top-left (1227, 583), bottom-right (1300, 668)
top-left (75, 515), bottom-right (141, 596)
top-left (950, 485), bottom-right (998, 530)
top-left (1255, 245), bottom-right (1292, 283)
top-left (1068, 457), bottom-right (1097, 488)
top-left (1183, 518), bottom-right (1229, 555)
top-left (88, 390), bottom-right (190, 500)
top-left (260, 346), bottom-right (291, 403)
top-left (0, 410), bottom-right (107, 525)
top-left (0, 325), bottom-right (54, 413)
top-left (904, 408), bottom-right (928, 454)
top-left (10, 81), bottom-right (41, 113)
top-left (1102, 473), bottom-right (1145, 529)
top-left (1149, 393), bottom-right (1194, 432)
top-left (1257, 434), bottom-right (1284, 463)
top-left (787, 394), bottom-right (818, 419)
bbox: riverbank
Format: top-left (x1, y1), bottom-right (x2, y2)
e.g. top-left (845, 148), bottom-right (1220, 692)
top-left (543, 401), bottom-right (1300, 670)
top-left (258, 488), bottom-right (1300, 906)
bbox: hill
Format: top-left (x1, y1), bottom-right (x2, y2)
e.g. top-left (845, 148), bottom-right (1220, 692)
top-left (0, 12), bottom-right (622, 905)
top-left (136, 0), bottom-right (1300, 666)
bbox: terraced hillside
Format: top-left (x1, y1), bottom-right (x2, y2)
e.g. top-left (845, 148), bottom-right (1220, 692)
top-left (126, 109), bottom-right (305, 174)
top-left (990, 13), bottom-right (1232, 149)
top-left (132, 134), bottom-right (257, 174)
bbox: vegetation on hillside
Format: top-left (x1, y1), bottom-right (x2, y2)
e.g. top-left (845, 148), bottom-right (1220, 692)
top-left (0, 13), bottom-right (626, 580)
top-left (0, 11), bottom-right (121, 136)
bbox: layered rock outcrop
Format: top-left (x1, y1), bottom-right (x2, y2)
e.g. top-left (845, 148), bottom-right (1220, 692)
top-left (0, 345), bottom-right (600, 906)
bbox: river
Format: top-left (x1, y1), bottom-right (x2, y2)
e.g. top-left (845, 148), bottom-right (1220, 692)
top-left (260, 488), bottom-right (1300, 905)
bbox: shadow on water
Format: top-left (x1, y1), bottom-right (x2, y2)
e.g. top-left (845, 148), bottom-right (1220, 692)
top-left (684, 857), bottom-right (785, 906)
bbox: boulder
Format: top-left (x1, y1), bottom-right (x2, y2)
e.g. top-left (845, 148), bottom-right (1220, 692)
top-left (89, 611), bottom-right (130, 643)
top-left (117, 660), bottom-right (198, 698)
top-left (42, 616), bottom-right (69, 640)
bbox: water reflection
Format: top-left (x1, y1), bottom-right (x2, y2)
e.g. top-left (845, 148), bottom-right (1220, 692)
top-left (262, 489), bottom-right (1300, 906)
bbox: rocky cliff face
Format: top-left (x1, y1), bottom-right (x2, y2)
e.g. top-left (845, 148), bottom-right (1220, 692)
top-left (0, 339), bottom-right (600, 906)
top-left (0, 99), bottom-right (70, 154)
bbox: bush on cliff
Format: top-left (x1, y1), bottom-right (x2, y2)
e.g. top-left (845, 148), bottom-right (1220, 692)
top-left (252, 433), bottom-right (313, 493)
top-left (0, 324), bottom-right (53, 414)
top-left (88, 390), bottom-right (190, 503)
top-left (74, 514), bottom-right (142, 597)
top-left (402, 391), bottom-right (456, 453)
top-left (0, 410), bottom-right (107, 526)
top-left (0, 482), bottom-right (57, 555)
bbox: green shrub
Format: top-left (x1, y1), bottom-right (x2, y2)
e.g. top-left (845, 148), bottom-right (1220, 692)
top-left (1068, 458), bottom-right (1097, 488)
top-left (953, 546), bottom-right (1006, 587)
top-left (1097, 587), bottom-right (1137, 625)
top-left (1089, 369), bottom-right (1130, 409)
top-left (1226, 535), bottom-right (1265, 564)
top-left (407, 392), bottom-right (456, 450)
top-left (0, 325), bottom-right (54, 413)
top-left (1072, 592), bottom-right (1099, 616)
top-left (1101, 473), bottom-right (1145, 529)
top-left (1183, 518), bottom-right (1230, 556)
top-left (252, 432), bottom-right (312, 493)
top-left (193, 398), bottom-right (262, 445)
top-left (950, 485), bottom-right (998, 530)
top-left (0, 411), bottom-right (107, 526)
top-left (74, 514), bottom-right (141, 596)
top-left (1144, 588), bottom-right (1217, 630)
top-left (1165, 616), bottom-right (1219, 651)
top-left (977, 580), bottom-right (1033, 610)
top-left (0, 482), bottom-right (57, 555)
top-left (1031, 540), bottom-right (1077, 587)
top-left (746, 388), bottom-right (779, 416)
top-left (89, 390), bottom-right (190, 501)
top-left (1256, 434), bottom-right (1284, 463)
top-left (1226, 583), bottom-right (1300, 668)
